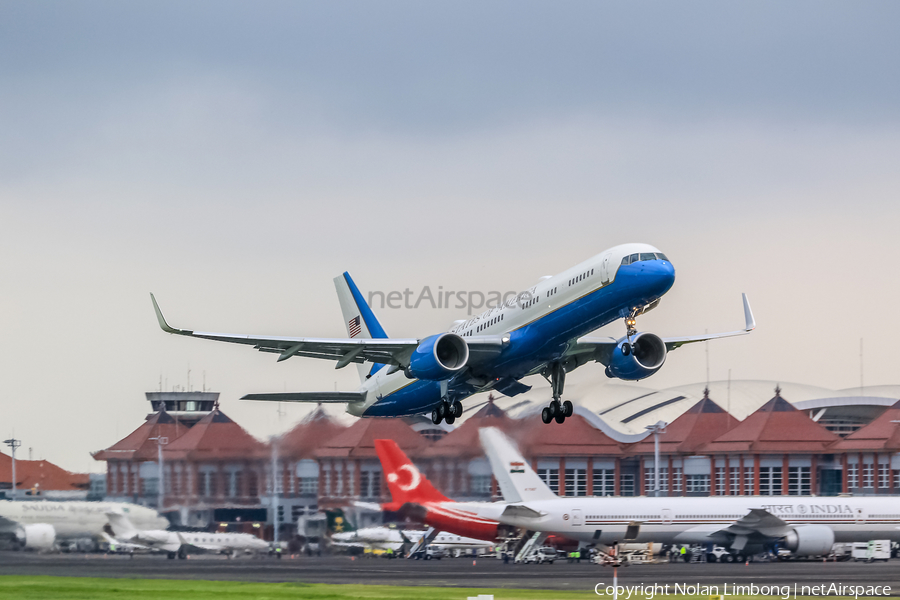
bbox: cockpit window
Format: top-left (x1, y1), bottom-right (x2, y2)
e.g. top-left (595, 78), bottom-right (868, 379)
top-left (623, 251), bottom-right (670, 265)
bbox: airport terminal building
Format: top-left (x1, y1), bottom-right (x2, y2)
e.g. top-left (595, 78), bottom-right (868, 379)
top-left (93, 383), bottom-right (900, 533)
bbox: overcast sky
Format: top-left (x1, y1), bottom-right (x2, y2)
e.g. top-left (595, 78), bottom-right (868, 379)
top-left (2, 2), bottom-right (899, 473)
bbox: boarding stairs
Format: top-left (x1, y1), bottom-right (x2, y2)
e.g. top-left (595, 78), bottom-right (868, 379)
top-left (515, 531), bottom-right (548, 563)
top-left (405, 526), bottom-right (439, 558)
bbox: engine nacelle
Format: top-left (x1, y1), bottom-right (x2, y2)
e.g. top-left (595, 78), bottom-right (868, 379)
top-left (783, 525), bottom-right (834, 556)
top-left (605, 332), bottom-right (667, 380)
top-left (406, 333), bottom-right (469, 380)
top-left (16, 524), bottom-right (56, 551)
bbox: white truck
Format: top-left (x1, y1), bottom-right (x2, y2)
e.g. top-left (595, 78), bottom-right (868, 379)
top-left (851, 540), bottom-right (890, 562)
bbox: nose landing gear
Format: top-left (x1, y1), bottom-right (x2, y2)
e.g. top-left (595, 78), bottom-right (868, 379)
top-left (541, 362), bottom-right (573, 424)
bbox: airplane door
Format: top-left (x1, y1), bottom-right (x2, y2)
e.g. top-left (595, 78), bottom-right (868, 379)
top-left (855, 507), bottom-right (866, 524)
top-left (600, 253), bottom-right (612, 284)
top-left (661, 508), bottom-right (673, 525)
top-left (572, 509), bottom-right (583, 526)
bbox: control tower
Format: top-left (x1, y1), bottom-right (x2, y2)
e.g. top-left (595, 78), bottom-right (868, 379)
top-left (146, 391), bottom-right (218, 427)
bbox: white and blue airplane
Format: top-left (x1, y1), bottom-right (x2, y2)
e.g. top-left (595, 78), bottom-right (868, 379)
top-left (151, 243), bottom-right (754, 425)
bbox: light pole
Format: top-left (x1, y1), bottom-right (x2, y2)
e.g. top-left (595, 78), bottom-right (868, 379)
top-left (3, 438), bottom-right (21, 500)
top-left (148, 436), bottom-right (169, 509)
top-left (271, 437), bottom-right (280, 548)
top-left (644, 422), bottom-right (667, 497)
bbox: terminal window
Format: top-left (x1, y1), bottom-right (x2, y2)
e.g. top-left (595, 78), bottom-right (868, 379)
top-left (593, 469), bottom-right (615, 496)
top-left (759, 466), bottom-right (783, 495)
top-left (788, 466), bottom-right (811, 495)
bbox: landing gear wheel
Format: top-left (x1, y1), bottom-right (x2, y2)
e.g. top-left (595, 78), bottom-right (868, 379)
top-left (445, 414), bottom-right (456, 425)
top-left (547, 402), bottom-right (557, 417)
top-left (563, 400), bottom-right (573, 417)
top-left (555, 412), bottom-right (566, 424)
top-left (541, 407), bottom-right (552, 424)
top-left (437, 402), bottom-right (447, 419)
top-left (452, 400), bottom-right (463, 418)
top-left (432, 408), bottom-right (442, 425)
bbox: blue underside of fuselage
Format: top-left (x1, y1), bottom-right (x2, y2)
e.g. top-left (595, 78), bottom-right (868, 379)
top-left (363, 260), bottom-right (675, 417)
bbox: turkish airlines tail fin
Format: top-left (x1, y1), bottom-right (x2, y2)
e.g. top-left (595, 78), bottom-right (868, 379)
top-left (479, 427), bottom-right (557, 503)
top-left (105, 511), bottom-right (138, 538)
top-left (334, 271), bottom-right (389, 383)
top-left (374, 439), bottom-right (450, 504)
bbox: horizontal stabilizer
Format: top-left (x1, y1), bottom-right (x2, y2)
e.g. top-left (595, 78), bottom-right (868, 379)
top-left (502, 505), bottom-right (544, 519)
top-left (241, 391), bottom-right (366, 403)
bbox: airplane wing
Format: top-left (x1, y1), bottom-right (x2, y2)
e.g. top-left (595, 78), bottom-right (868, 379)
top-left (0, 515), bottom-right (19, 532)
top-left (717, 508), bottom-right (792, 538)
top-left (101, 532), bottom-right (150, 552)
top-left (174, 532), bottom-right (221, 553)
top-left (242, 391), bottom-right (367, 403)
top-left (151, 294), bottom-right (504, 370)
top-left (568, 293), bottom-right (756, 365)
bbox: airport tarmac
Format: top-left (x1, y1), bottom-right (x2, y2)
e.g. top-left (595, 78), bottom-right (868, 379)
top-left (1, 553), bottom-right (900, 592)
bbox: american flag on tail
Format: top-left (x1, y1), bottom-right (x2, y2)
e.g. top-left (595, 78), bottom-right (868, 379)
top-left (348, 315), bottom-right (362, 338)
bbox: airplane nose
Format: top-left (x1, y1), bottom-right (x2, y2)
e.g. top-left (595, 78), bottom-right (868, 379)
top-left (647, 259), bottom-right (676, 296)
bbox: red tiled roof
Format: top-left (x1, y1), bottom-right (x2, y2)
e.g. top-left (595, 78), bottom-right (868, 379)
top-left (92, 410), bottom-right (189, 462)
top-left (424, 414), bottom-right (513, 459)
top-left (164, 409), bottom-right (267, 461)
top-left (832, 399), bottom-right (900, 452)
top-left (701, 392), bottom-right (840, 454)
top-left (513, 414), bottom-right (626, 457)
top-left (278, 406), bottom-right (348, 459)
top-left (314, 418), bottom-right (425, 459)
top-left (629, 394), bottom-right (740, 455)
top-left (0, 453), bottom-right (90, 491)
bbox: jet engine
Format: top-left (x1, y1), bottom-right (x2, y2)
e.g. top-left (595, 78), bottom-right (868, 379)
top-left (16, 524), bottom-right (56, 551)
top-left (406, 333), bottom-right (469, 380)
top-left (605, 332), bottom-right (667, 380)
top-left (783, 525), bottom-right (835, 556)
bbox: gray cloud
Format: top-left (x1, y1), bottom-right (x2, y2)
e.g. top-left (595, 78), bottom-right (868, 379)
top-left (1, 1), bottom-right (899, 471)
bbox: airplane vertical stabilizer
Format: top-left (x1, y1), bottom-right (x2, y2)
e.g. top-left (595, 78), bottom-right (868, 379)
top-left (105, 511), bottom-right (138, 538)
top-left (333, 272), bottom-right (389, 383)
top-left (374, 439), bottom-right (450, 504)
top-left (479, 427), bottom-right (557, 504)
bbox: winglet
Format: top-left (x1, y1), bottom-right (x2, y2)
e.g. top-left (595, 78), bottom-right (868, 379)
top-left (150, 293), bottom-right (192, 335)
top-left (741, 293), bottom-right (756, 331)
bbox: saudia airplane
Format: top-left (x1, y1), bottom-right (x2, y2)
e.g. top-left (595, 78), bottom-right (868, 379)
top-left (0, 500), bottom-right (167, 550)
top-left (151, 243), bottom-right (754, 425)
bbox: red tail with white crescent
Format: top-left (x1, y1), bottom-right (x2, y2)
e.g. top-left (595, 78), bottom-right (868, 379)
top-left (374, 439), bottom-right (450, 504)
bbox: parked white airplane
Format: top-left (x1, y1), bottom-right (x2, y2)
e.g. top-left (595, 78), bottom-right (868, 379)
top-left (331, 526), bottom-right (493, 555)
top-left (0, 500), bottom-right (166, 551)
top-left (480, 427), bottom-right (900, 558)
top-left (152, 244), bottom-right (754, 425)
top-left (106, 511), bottom-right (269, 559)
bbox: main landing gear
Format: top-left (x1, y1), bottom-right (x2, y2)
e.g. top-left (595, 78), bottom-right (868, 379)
top-left (431, 400), bottom-right (462, 425)
top-left (541, 362), bottom-right (573, 425)
top-left (431, 380), bottom-right (462, 425)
